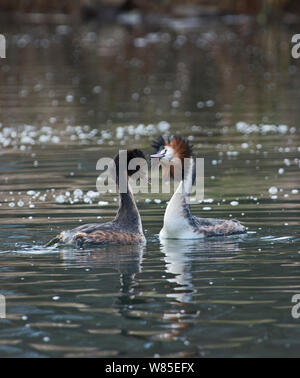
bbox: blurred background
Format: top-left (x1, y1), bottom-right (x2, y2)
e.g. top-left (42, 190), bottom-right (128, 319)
top-left (1, 0), bottom-right (300, 21)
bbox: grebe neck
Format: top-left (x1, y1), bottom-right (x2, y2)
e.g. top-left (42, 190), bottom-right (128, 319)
top-left (161, 158), bottom-right (195, 237)
top-left (171, 156), bottom-right (194, 205)
top-left (114, 182), bottom-right (143, 234)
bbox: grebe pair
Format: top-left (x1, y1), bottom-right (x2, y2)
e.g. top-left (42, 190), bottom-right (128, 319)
top-left (46, 136), bottom-right (245, 248)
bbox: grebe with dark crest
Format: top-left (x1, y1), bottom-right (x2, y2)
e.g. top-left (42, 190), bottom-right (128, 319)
top-left (151, 135), bottom-right (246, 239)
top-left (46, 149), bottom-right (146, 248)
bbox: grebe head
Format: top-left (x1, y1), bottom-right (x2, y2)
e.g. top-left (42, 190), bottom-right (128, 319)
top-left (151, 135), bottom-right (194, 182)
top-left (114, 149), bottom-right (147, 180)
top-left (151, 135), bottom-right (193, 163)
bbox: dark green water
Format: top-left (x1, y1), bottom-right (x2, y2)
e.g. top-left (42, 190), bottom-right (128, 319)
top-left (0, 16), bottom-right (300, 357)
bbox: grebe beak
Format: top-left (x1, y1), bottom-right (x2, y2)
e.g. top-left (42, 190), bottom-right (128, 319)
top-left (151, 152), bottom-right (165, 159)
top-left (139, 171), bottom-right (151, 185)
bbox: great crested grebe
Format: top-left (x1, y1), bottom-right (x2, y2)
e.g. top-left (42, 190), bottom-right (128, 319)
top-left (46, 149), bottom-right (146, 248)
top-left (151, 135), bottom-right (246, 239)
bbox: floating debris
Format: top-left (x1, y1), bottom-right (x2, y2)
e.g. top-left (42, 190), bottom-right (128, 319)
top-left (55, 194), bottom-right (66, 204)
top-left (0, 121), bottom-right (171, 149)
top-left (268, 186), bottom-right (278, 195)
top-left (85, 190), bottom-right (100, 199)
top-left (73, 189), bottom-right (83, 198)
top-left (236, 121), bottom-right (291, 135)
top-left (98, 201), bottom-right (109, 206)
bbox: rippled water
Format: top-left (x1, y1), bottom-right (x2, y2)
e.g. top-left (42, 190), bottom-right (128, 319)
top-left (1, 16), bottom-right (300, 357)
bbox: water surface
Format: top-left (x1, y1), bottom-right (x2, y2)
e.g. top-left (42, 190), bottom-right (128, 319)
top-left (0, 17), bottom-right (300, 357)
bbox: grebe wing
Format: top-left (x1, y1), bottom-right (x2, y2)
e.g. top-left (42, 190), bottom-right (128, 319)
top-left (45, 221), bottom-right (117, 247)
top-left (73, 230), bottom-right (145, 247)
top-left (71, 221), bottom-right (118, 233)
top-left (191, 216), bottom-right (246, 237)
top-left (46, 221), bottom-right (145, 247)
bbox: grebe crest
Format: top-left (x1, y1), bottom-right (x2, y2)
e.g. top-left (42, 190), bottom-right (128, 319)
top-left (151, 135), bottom-right (194, 181)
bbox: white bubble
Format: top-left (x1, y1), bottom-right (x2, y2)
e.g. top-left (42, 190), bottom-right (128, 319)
top-left (157, 121), bottom-right (170, 132)
top-left (55, 195), bottom-right (65, 204)
top-left (268, 186), bottom-right (278, 195)
top-left (134, 38), bottom-right (147, 48)
top-left (131, 93), bottom-right (139, 101)
top-left (93, 85), bottom-right (102, 94)
top-left (73, 189), bottom-right (83, 198)
top-left (51, 136), bottom-right (60, 143)
top-left (86, 190), bottom-right (100, 199)
top-left (65, 94), bottom-right (74, 103)
top-left (98, 201), bottom-right (108, 206)
top-left (206, 100), bottom-right (214, 107)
